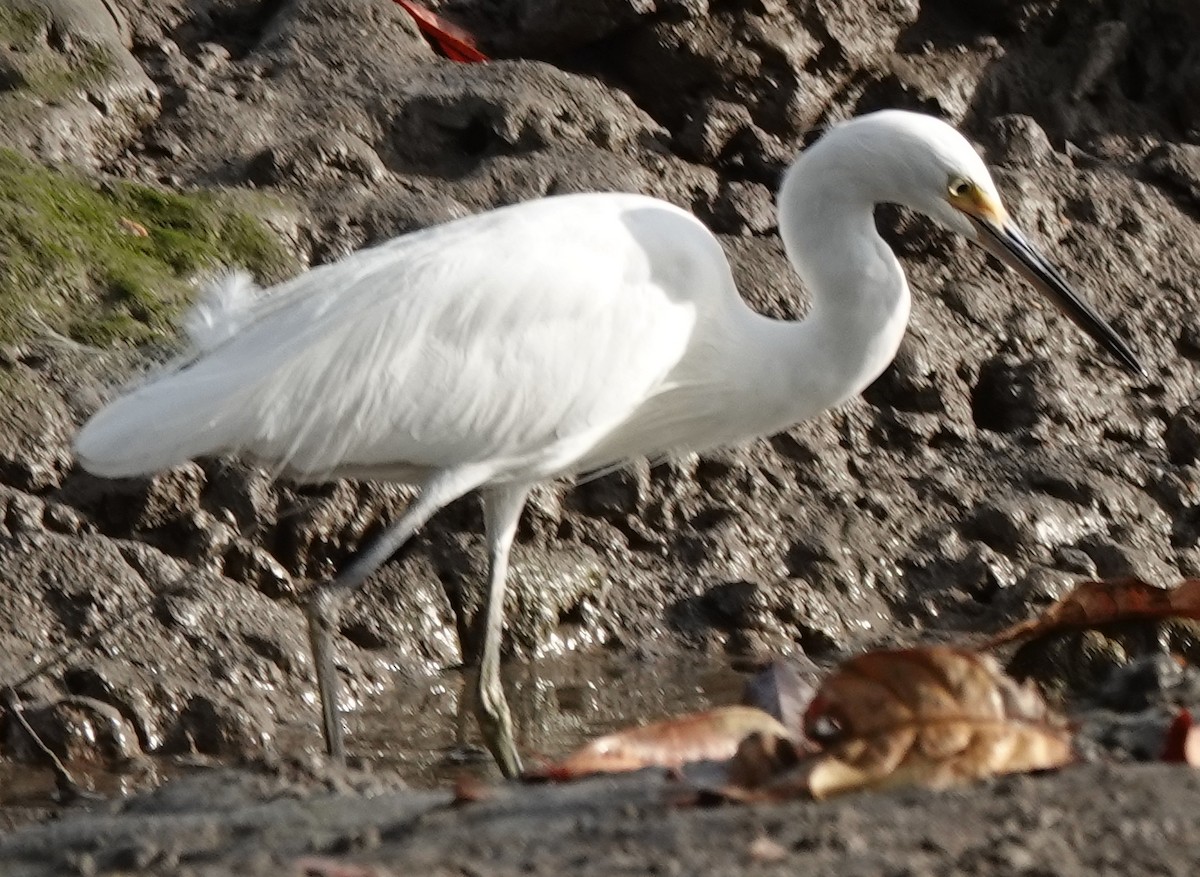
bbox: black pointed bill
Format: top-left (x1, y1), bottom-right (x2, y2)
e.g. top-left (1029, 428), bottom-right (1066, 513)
top-left (968, 214), bottom-right (1143, 375)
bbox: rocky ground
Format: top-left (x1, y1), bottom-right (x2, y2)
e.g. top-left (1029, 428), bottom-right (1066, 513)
top-left (1, 0), bottom-right (1199, 873)
top-left (3, 761), bottom-right (1200, 876)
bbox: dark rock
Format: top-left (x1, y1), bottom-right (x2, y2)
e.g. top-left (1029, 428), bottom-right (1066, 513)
top-left (1144, 143), bottom-right (1200, 212)
top-left (970, 356), bottom-right (1042, 433)
top-left (863, 343), bottom-right (946, 415)
top-left (166, 694), bottom-right (275, 756)
top-left (674, 99), bottom-right (753, 163)
top-left (708, 180), bottom-right (775, 235)
top-left (569, 467), bottom-right (649, 523)
top-left (1165, 404), bottom-right (1200, 466)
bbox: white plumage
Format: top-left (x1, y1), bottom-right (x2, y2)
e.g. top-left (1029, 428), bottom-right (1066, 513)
top-left (74, 110), bottom-right (1139, 777)
top-left (78, 196), bottom-right (714, 481)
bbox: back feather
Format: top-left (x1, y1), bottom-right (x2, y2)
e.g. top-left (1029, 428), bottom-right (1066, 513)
top-left (183, 270), bottom-right (264, 352)
top-left (73, 271), bottom-right (269, 477)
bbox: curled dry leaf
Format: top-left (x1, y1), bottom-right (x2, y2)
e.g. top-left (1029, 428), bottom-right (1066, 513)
top-left (524, 706), bottom-right (791, 781)
top-left (391, 0), bottom-right (488, 62)
top-left (801, 647), bottom-right (1074, 798)
top-left (984, 578), bottom-right (1200, 649)
top-left (720, 646), bottom-right (1073, 801)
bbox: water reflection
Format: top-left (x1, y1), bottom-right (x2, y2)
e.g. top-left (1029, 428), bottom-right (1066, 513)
top-left (333, 651), bottom-right (749, 787)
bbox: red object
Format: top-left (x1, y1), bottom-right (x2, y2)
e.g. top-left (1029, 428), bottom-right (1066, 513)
top-left (392, 0), bottom-right (488, 62)
top-left (1161, 708), bottom-right (1200, 765)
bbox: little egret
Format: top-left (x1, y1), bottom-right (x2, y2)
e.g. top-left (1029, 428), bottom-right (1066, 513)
top-left (74, 110), bottom-right (1141, 777)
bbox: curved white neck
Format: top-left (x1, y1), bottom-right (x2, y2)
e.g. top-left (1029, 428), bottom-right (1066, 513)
top-left (778, 158), bottom-right (912, 407)
top-left (719, 150), bottom-right (913, 442)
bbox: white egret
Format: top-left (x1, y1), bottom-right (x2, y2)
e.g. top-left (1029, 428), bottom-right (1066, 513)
top-left (73, 110), bottom-right (1141, 778)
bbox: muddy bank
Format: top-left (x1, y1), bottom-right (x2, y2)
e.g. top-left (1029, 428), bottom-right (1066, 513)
top-left (0, 0), bottom-right (1199, 871)
top-left (3, 760), bottom-right (1200, 876)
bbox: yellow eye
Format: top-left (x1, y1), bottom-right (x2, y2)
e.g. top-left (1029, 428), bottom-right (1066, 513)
top-left (948, 177), bottom-right (973, 199)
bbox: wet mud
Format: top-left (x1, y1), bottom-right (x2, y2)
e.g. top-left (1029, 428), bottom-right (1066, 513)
top-left (2, 0), bottom-right (1200, 872)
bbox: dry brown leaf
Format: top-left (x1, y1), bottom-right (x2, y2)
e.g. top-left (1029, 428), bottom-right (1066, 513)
top-left (117, 217), bottom-right (149, 237)
top-left (1161, 708), bottom-right (1200, 766)
top-left (523, 706), bottom-right (791, 781)
top-left (717, 647), bottom-right (1073, 801)
top-left (391, 0), bottom-right (488, 62)
top-left (984, 578), bottom-right (1200, 648)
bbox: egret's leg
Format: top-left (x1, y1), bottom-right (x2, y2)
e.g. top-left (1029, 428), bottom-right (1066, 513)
top-left (474, 483), bottom-right (531, 778)
top-left (308, 471), bottom-right (482, 764)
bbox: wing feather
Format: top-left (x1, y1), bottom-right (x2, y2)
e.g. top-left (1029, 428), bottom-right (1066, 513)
top-left (75, 193), bottom-right (724, 482)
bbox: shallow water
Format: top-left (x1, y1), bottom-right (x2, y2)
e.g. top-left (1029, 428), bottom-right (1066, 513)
top-left (306, 650), bottom-right (751, 786)
top-left (1, 652), bottom-right (749, 827)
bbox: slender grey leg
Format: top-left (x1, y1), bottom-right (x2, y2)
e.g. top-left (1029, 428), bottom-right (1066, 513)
top-left (308, 472), bottom-right (480, 764)
top-left (474, 483), bottom-right (531, 778)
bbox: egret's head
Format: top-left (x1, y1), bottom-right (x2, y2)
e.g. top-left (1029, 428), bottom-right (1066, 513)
top-left (815, 111), bottom-right (1142, 374)
top-left (820, 111), bottom-right (1002, 235)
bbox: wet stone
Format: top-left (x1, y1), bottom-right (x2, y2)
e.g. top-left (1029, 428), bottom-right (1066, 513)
top-left (166, 695), bottom-right (276, 757)
top-left (3, 697), bottom-right (140, 763)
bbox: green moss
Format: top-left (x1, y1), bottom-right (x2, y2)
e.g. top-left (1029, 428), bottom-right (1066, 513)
top-left (0, 5), bottom-right (113, 99)
top-left (0, 5), bottom-right (46, 49)
top-left (0, 148), bottom-right (296, 347)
